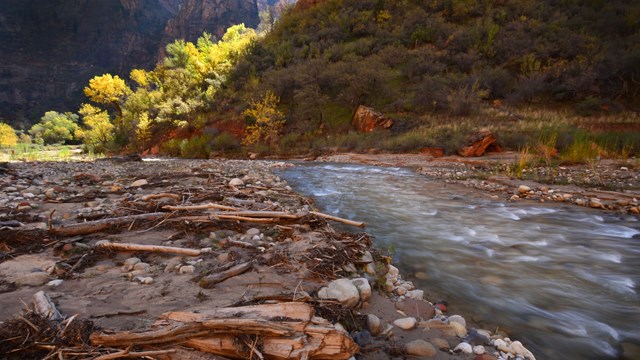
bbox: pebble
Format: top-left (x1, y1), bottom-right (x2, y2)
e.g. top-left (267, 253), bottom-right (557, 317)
top-left (454, 342), bottom-right (473, 354)
top-left (589, 198), bottom-right (604, 209)
top-left (229, 178), bottom-right (244, 186)
top-left (449, 321), bottom-right (468, 337)
top-left (518, 185), bottom-right (530, 194)
top-left (47, 279), bottom-right (64, 287)
top-left (246, 228), bottom-right (260, 236)
top-left (138, 276), bottom-right (154, 284)
top-left (133, 262), bottom-right (150, 271)
top-left (404, 340), bottom-right (437, 357)
top-left (178, 265), bottom-right (195, 274)
top-left (164, 258), bottom-right (182, 273)
top-left (405, 289), bottom-right (424, 300)
top-left (474, 345), bottom-right (487, 354)
top-left (448, 314), bottom-right (466, 328)
top-left (352, 331), bottom-right (373, 346)
top-left (393, 317), bottom-right (417, 330)
top-left (365, 314), bottom-right (382, 336)
top-left (130, 179), bottom-right (148, 187)
top-left (122, 257), bottom-right (141, 272)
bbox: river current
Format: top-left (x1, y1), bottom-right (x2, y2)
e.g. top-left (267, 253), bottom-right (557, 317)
top-left (278, 162), bottom-right (640, 360)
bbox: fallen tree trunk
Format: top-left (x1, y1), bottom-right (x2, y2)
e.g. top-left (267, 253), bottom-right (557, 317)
top-left (50, 212), bottom-right (166, 236)
top-left (91, 302), bottom-right (358, 360)
top-left (95, 241), bottom-right (206, 257)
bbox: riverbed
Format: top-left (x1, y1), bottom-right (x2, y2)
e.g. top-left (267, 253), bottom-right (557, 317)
top-left (279, 162), bottom-right (640, 360)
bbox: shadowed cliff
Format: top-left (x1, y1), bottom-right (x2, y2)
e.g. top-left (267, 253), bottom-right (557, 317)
top-left (0, 0), bottom-right (259, 127)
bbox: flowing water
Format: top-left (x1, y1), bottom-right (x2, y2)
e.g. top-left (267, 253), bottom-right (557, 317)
top-left (278, 163), bottom-right (640, 360)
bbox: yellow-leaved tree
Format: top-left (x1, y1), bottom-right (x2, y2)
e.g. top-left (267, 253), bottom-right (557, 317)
top-left (135, 112), bottom-right (152, 151)
top-left (83, 74), bottom-right (131, 128)
top-left (0, 122), bottom-right (18, 148)
top-left (77, 104), bottom-right (115, 153)
top-left (242, 91), bottom-right (286, 149)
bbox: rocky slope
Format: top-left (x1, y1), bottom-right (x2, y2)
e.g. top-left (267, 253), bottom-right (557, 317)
top-left (0, 0), bottom-right (259, 127)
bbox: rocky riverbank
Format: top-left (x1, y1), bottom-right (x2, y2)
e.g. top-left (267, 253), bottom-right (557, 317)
top-left (0, 158), bottom-right (534, 359)
top-left (317, 153), bottom-right (640, 215)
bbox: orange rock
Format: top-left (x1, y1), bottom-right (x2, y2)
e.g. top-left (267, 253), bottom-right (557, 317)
top-left (420, 147), bottom-right (444, 157)
top-left (458, 128), bottom-right (498, 157)
top-left (352, 105), bottom-right (394, 133)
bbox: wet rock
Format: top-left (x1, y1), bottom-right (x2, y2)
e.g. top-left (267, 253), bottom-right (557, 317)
top-left (589, 198), bottom-right (604, 209)
top-left (492, 338), bottom-right (507, 348)
top-left (575, 198), bottom-right (586, 206)
top-left (317, 278), bottom-right (360, 307)
top-left (15, 272), bottom-right (50, 287)
top-left (518, 185), bottom-right (531, 195)
top-left (366, 314), bottom-right (382, 336)
top-left (130, 179), bottom-right (148, 187)
top-left (395, 286), bottom-right (406, 296)
top-left (395, 298), bottom-right (435, 319)
top-left (414, 271), bottom-right (429, 280)
top-left (465, 328), bottom-right (491, 345)
top-left (351, 278), bottom-right (372, 301)
top-left (404, 339), bottom-right (437, 357)
top-left (229, 178), bottom-right (244, 186)
top-left (454, 342), bottom-right (473, 354)
top-left (629, 207), bottom-right (639, 214)
top-left (394, 317), bottom-right (417, 330)
top-left (387, 264), bottom-right (399, 279)
top-left (364, 263), bottom-right (376, 275)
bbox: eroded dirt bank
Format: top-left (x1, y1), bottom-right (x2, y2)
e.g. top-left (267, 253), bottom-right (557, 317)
top-left (1, 159), bottom-right (532, 359)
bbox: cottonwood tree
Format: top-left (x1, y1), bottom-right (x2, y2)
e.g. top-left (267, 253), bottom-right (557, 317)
top-left (0, 123), bottom-right (18, 148)
top-left (243, 91), bottom-right (286, 149)
top-left (29, 111), bottom-right (79, 145)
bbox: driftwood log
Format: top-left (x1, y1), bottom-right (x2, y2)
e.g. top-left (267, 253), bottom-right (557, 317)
top-left (91, 302), bottom-right (358, 360)
top-left (95, 241), bottom-right (206, 257)
top-left (199, 261), bottom-right (253, 288)
top-left (50, 212), bottom-right (166, 236)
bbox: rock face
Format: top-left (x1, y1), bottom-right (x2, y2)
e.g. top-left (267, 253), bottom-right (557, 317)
top-left (457, 128), bottom-right (499, 157)
top-left (352, 105), bottom-right (394, 133)
top-left (0, 0), bottom-right (259, 125)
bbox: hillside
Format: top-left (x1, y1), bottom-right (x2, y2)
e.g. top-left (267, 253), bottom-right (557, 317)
top-left (226, 0), bottom-right (640, 127)
top-left (0, 0), bottom-right (259, 128)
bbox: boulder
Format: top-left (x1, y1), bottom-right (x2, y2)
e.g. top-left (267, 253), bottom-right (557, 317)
top-left (351, 278), bottom-right (372, 301)
top-left (317, 278), bottom-right (361, 307)
top-left (352, 105), bottom-right (394, 133)
top-left (458, 128), bottom-right (499, 157)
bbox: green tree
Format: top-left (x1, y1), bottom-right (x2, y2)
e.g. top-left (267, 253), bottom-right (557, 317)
top-left (29, 111), bottom-right (79, 145)
top-left (243, 91), bottom-right (286, 149)
top-left (77, 104), bottom-right (115, 152)
top-left (0, 122), bottom-right (18, 148)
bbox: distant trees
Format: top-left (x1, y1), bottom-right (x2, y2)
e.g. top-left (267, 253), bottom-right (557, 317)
top-left (76, 104), bottom-right (114, 152)
top-left (0, 123), bottom-right (18, 148)
top-left (29, 111), bottom-right (79, 145)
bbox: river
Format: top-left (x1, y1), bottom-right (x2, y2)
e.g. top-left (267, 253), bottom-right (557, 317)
top-left (278, 162), bottom-right (640, 360)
